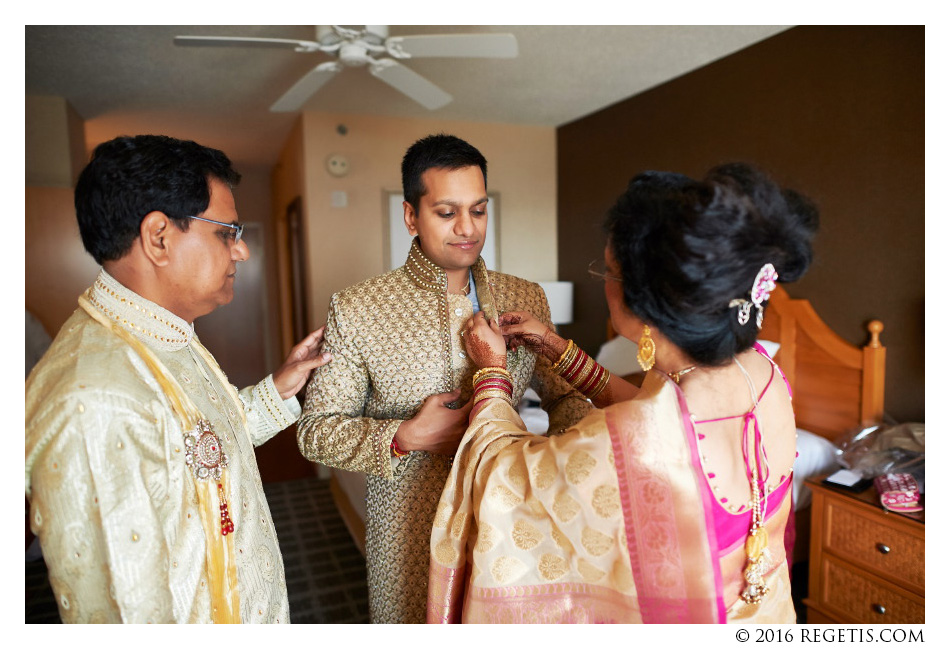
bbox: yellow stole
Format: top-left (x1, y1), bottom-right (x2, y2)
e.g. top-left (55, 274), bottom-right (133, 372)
top-left (79, 294), bottom-right (242, 623)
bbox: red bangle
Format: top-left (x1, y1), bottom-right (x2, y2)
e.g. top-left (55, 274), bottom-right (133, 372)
top-left (391, 436), bottom-right (409, 458)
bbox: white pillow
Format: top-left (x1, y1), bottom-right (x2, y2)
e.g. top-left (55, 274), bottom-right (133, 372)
top-left (792, 428), bottom-right (840, 510)
top-left (757, 339), bottom-right (780, 358)
top-left (595, 335), bottom-right (641, 376)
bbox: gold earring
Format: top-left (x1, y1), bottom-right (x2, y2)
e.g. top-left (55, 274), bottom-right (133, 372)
top-left (637, 325), bottom-right (656, 371)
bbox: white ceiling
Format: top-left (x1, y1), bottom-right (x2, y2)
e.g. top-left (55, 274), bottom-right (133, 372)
top-left (25, 25), bottom-right (790, 167)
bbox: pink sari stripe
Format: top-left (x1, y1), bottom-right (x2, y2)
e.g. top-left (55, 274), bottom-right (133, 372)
top-left (427, 560), bottom-right (465, 623)
top-left (671, 378), bottom-right (728, 622)
top-left (606, 373), bottom-right (726, 623)
top-left (465, 581), bottom-right (641, 623)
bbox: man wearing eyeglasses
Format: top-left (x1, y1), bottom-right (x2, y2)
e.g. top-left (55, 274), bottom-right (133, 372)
top-left (25, 134), bottom-right (330, 623)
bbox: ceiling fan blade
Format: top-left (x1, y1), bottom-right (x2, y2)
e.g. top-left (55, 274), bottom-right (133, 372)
top-left (270, 61), bottom-right (342, 112)
top-left (174, 35), bottom-right (323, 53)
top-left (369, 58), bottom-right (452, 110)
top-left (386, 33), bottom-right (518, 59)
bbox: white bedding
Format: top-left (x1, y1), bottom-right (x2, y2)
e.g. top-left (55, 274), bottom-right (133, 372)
top-left (791, 428), bottom-right (840, 509)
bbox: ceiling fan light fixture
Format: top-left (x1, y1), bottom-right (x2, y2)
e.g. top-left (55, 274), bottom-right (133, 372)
top-left (175, 26), bottom-right (518, 113)
top-left (339, 43), bottom-right (371, 67)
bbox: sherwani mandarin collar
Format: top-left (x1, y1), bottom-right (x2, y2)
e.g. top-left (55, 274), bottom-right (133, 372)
top-left (83, 269), bottom-right (194, 352)
top-left (403, 237), bottom-right (498, 322)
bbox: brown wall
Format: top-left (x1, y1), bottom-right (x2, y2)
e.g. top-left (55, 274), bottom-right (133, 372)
top-left (557, 26), bottom-right (923, 423)
top-left (25, 186), bottom-right (100, 336)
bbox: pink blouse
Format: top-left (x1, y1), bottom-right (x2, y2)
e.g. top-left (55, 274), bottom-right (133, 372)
top-left (690, 343), bottom-right (794, 552)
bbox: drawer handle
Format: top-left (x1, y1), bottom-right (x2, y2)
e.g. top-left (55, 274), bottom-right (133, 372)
top-left (876, 543), bottom-right (891, 554)
top-left (872, 604), bottom-right (886, 615)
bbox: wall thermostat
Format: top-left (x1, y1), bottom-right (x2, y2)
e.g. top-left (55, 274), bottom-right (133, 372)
top-left (326, 154), bottom-right (350, 177)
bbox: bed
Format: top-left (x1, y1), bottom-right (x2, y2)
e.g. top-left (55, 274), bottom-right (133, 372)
top-left (328, 284), bottom-right (887, 561)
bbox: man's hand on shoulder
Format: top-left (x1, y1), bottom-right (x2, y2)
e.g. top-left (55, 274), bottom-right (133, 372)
top-left (272, 326), bottom-right (333, 399)
top-left (394, 388), bottom-right (473, 457)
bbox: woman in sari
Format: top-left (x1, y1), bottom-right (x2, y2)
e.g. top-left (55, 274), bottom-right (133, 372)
top-left (427, 163), bottom-right (818, 623)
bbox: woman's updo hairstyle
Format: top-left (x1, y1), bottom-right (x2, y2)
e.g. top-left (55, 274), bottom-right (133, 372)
top-left (604, 163), bottom-right (818, 366)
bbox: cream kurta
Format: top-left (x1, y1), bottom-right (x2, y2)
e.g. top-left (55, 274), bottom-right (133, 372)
top-left (25, 270), bottom-right (299, 623)
top-left (298, 239), bottom-right (592, 623)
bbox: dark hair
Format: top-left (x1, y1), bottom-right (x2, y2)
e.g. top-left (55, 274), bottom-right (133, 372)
top-left (74, 134), bottom-right (241, 264)
top-left (604, 163), bottom-right (819, 366)
top-left (401, 133), bottom-right (487, 213)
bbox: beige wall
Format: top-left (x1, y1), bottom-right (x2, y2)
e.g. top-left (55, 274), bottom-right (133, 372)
top-left (294, 112), bottom-right (557, 330)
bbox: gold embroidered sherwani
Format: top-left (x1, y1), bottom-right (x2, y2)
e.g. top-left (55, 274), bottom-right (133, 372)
top-left (297, 240), bottom-right (593, 623)
top-left (25, 270), bottom-right (298, 623)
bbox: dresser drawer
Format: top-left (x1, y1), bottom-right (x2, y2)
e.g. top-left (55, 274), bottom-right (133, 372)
top-left (817, 555), bottom-right (924, 624)
top-left (824, 496), bottom-right (924, 592)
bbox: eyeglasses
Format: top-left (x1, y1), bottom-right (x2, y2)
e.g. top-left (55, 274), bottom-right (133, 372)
top-left (587, 259), bottom-right (622, 283)
top-left (186, 215), bottom-right (244, 244)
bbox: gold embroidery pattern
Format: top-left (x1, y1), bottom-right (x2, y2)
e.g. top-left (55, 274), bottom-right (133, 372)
top-left (489, 485), bottom-right (522, 511)
top-left (566, 450), bottom-right (597, 485)
top-left (530, 454), bottom-right (558, 490)
top-left (85, 272), bottom-right (191, 349)
top-left (491, 556), bottom-right (528, 584)
top-left (553, 492), bottom-right (581, 522)
top-left (434, 537), bottom-right (459, 565)
top-left (252, 379), bottom-right (292, 431)
top-left (450, 511), bottom-right (468, 540)
top-left (577, 557), bottom-right (607, 582)
top-left (297, 241), bottom-right (592, 623)
top-left (538, 554), bottom-right (569, 581)
top-left (551, 526), bottom-right (574, 552)
top-left (581, 527), bottom-right (615, 557)
top-left (591, 484), bottom-right (622, 518)
top-left (511, 519), bottom-right (543, 550)
top-left (506, 462), bottom-right (529, 490)
top-left (475, 523), bottom-right (501, 553)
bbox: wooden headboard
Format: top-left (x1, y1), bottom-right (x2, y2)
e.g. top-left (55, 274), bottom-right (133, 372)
top-left (758, 285), bottom-right (886, 440)
top-left (606, 285), bottom-right (886, 441)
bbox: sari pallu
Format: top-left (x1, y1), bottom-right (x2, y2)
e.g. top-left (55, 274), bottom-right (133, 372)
top-left (427, 371), bottom-right (795, 623)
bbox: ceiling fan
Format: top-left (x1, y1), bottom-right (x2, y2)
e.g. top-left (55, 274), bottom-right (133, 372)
top-left (174, 25), bottom-right (518, 112)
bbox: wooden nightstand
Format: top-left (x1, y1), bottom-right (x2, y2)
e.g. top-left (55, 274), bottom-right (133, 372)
top-left (804, 477), bottom-right (924, 623)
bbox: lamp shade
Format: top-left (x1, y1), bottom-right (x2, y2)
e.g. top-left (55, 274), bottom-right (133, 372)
top-left (538, 281), bottom-right (573, 325)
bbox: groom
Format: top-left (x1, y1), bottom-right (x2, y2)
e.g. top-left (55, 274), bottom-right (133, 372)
top-left (297, 133), bottom-right (592, 623)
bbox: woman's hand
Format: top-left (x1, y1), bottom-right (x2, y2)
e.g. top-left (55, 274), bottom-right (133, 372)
top-left (498, 311), bottom-right (569, 363)
top-left (463, 312), bottom-right (508, 369)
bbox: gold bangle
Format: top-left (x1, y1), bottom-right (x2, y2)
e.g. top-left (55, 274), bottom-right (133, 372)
top-left (552, 340), bottom-right (578, 373)
top-left (474, 389), bottom-right (512, 405)
top-left (473, 366), bottom-right (511, 385)
top-left (587, 367), bottom-right (612, 399)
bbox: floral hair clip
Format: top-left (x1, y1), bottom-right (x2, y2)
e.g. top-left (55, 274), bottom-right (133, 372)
top-left (729, 263), bottom-right (778, 329)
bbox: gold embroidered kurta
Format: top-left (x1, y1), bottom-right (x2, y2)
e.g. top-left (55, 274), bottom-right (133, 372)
top-left (25, 270), bottom-right (299, 623)
top-left (297, 240), bottom-right (592, 623)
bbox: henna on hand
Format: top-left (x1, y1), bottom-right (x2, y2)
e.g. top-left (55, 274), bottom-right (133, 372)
top-left (499, 311), bottom-right (568, 362)
top-left (463, 312), bottom-right (508, 369)
top-left (466, 334), bottom-right (507, 369)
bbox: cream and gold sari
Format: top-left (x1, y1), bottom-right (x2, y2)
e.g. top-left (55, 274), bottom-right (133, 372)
top-left (428, 371), bottom-right (794, 623)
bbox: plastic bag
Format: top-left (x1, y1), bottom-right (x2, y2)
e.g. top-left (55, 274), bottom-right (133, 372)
top-left (834, 422), bottom-right (924, 492)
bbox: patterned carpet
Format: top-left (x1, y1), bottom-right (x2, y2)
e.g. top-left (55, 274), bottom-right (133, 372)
top-left (25, 476), bottom-right (370, 624)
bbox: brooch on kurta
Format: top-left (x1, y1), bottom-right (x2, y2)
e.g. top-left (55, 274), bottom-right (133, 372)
top-left (184, 420), bottom-right (235, 536)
